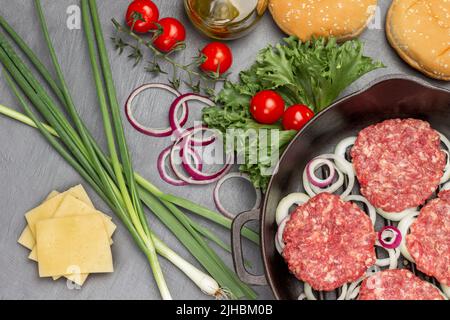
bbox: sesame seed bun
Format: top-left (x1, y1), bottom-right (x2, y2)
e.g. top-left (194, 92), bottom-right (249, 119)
top-left (268, 0), bottom-right (378, 42)
top-left (386, 0), bottom-right (450, 81)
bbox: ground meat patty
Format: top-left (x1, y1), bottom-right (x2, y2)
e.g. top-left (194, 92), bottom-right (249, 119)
top-left (282, 193), bottom-right (376, 291)
top-left (351, 119), bottom-right (445, 213)
top-left (358, 269), bottom-right (444, 300)
top-left (406, 190), bottom-right (450, 285)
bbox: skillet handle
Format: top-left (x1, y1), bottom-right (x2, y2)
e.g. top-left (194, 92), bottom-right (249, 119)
top-left (231, 209), bottom-right (268, 286)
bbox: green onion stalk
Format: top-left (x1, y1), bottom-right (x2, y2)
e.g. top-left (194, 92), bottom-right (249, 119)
top-left (0, 0), bottom-right (257, 299)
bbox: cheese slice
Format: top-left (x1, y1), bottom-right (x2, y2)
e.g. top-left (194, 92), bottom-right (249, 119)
top-left (20, 186), bottom-right (116, 285)
top-left (36, 214), bottom-right (113, 277)
top-left (18, 190), bottom-right (60, 250)
top-left (25, 185), bottom-right (93, 237)
top-left (30, 194), bottom-right (116, 284)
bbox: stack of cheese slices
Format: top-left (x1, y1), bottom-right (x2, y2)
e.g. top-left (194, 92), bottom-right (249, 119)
top-left (18, 185), bottom-right (116, 286)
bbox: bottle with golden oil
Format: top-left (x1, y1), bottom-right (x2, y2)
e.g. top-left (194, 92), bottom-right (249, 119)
top-left (184, 0), bottom-right (268, 40)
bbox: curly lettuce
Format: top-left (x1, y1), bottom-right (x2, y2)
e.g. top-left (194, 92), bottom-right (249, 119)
top-left (203, 37), bottom-right (384, 190)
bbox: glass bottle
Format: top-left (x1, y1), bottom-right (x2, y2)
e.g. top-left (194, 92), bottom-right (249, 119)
top-left (184, 0), bottom-right (268, 40)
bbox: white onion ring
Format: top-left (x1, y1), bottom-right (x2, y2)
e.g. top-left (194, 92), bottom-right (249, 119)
top-left (125, 83), bottom-right (188, 137)
top-left (345, 266), bottom-right (380, 300)
top-left (303, 283), bottom-right (317, 300)
top-left (376, 207), bottom-right (419, 222)
top-left (441, 284), bottom-right (450, 299)
top-left (275, 193), bottom-right (309, 225)
top-left (275, 216), bottom-right (289, 254)
top-left (306, 158), bottom-right (336, 188)
top-left (303, 154), bottom-right (354, 198)
top-left (442, 181), bottom-right (450, 191)
top-left (213, 172), bottom-right (262, 219)
top-left (303, 158), bottom-right (344, 196)
top-left (345, 195), bottom-right (377, 226)
top-left (334, 136), bottom-right (357, 172)
top-left (337, 284), bottom-right (348, 300)
top-left (439, 132), bottom-right (450, 184)
top-left (308, 167), bottom-right (344, 195)
top-left (375, 240), bottom-right (400, 269)
top-left (397, 211), bottom-right (419, 262)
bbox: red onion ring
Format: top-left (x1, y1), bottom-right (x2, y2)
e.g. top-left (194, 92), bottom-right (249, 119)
top-left (125, 83), bottom-right (188, 137)
top-left (169, 93), bottom-right (216, 145)
top-left (170, 127), bottom-right (232, 185)
top-left (181, 127), bottom-right (232, 181)
top-left (213, 172), bottom-right (262, 219)
top-left (306, 158), bottom-right (336, 188)
top-left (378, 226), bottom-right (402, 249)
top-left (157, 145), bottom-right (202, 186)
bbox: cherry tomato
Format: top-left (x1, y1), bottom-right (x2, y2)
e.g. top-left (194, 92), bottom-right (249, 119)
top-left (152, 17), bottom-right (186, 52)
top-left (249, 90), bottom-right (285, 124)
top-left (282, 104), bottom-right (314, 131)
top-left (126, 0), bottom-right (159, 33)
top-left (200, 42), bottom-right (233, 74)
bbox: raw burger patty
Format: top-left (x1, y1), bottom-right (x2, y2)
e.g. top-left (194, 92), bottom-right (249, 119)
top-left (351, 118), bottom-right (445, 213)
top-left (406, 190), bottom-right (450, 285)
top-left (358, 269), bottom-right (444, 300)
top-left (282, 193), bottom-right (376, 291)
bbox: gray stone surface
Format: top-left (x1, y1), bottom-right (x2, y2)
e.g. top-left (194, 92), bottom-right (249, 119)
top-left (0, 0), bottom-right (448, 300)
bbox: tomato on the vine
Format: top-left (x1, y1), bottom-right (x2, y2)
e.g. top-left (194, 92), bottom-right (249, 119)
top-left (126, 0), bottom-right (159, 33)
top-left (249, 90), bottom-right (285, 125)
top-left (282, 104), bottom-right (314, 131)
top-left (200, 42), bottom-right (233, 74)
top-left (152, 17), bottom-right (186, 52)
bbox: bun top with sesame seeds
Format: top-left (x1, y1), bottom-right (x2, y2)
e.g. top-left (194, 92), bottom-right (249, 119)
top-left (268, 0), bottom-right (378, 42)
top-left (386, 0), bottom-right (450, 81)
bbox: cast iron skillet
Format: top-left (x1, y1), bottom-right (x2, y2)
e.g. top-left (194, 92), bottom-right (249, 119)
top-left (231, 75), bottom-right (450, 300)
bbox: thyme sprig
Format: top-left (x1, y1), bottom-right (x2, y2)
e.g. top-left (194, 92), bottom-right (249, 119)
top-left (111, 18), bottom-right (227, 96)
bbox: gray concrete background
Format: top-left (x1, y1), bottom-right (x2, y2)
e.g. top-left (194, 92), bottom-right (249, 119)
top-left (0, 0), bottom-right (448, 300)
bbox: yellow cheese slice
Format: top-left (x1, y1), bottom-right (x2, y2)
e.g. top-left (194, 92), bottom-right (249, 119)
top-left (25, 185), bottom-right (93, 237)
top-left (18, 190), bottom-right (60, 250)
top-left (30, 194), bottom-right (116, 284)
top-left (20, 186), bottom-right (116, 286)
top-left (36, 214), bottom-right (113, 277)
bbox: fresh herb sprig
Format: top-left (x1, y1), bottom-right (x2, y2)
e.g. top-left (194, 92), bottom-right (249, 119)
top-left (111, 18), bottom-right (225, 96)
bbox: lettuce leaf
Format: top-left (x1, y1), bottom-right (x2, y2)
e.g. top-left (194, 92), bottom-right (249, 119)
top-left (202, 37), bottom-right (384, 190)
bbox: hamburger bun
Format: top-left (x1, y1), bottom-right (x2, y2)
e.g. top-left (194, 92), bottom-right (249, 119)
top-left (268, 0), bottom-right (378, 42)
top-left (386, 0), bottom-right (450, 81)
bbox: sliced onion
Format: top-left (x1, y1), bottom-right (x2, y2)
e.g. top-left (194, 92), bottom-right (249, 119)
top-left (337, 284), bottom-right (348, 300)
top-left (345, 195), bottom-right (377, 226)
top-left (275, 216), bottom-right (289, 254)
top-left (440, 132), bottom-right (450, 184)
top-left (170, 127), bottom-right (232, 185)
top-left (181, 127), bottom-right (231, 181)
top-left (334, 136), bottom-right (356, 172)
top-left (442, 181), bottom-right (450, 191)
top-left (378, 226), bottom-right (402, 249)
top-left (375, 241), bottom-right (400, 269)
top-left (303, 283), bottom-right (317, 300)
top-left (441, 284), bottom-right (450, 299)
top-left (302, 154), bottom-right (354, 198)
top-left (306, 158), bottom-right (336, 188)
top-left (213, 172), bottom-right (262, 219)
top-left (397, 211), bottom-right (419, 262)
top-left (158, 145), bottom-right (202, 186)
top-left (345, 266), bottom-right (380, 300)
top-left (125, 83), bottom-right (188, 137)
top-left (376, 207), bottom-right (419, 221)
top-left (169, 93), bottom-right (216, 145)
top-left (275, 193), bottom-right (310, 225)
